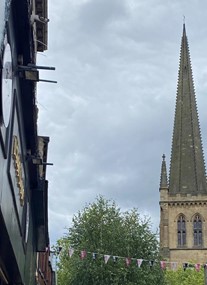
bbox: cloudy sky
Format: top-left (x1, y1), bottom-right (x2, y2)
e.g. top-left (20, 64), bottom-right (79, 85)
top-left (36, 0), bottom-right (207, 245)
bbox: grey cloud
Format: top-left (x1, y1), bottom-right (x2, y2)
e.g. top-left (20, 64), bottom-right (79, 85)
top-left (78, 0), bottom-right (128, 34)
top-left (36, 0), bottom-right (207, 245)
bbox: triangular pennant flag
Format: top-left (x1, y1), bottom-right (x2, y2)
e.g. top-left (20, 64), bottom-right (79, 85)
top-left (160, 261), bottom-right (166, 270)
top-left (92, 252), bottom-right (97, 260)
top-left (80, 250), bottom-right (87, 260)
top-left (149, 260), bottom-right (154, 268)
top-left (113, 256), bottom-right (118, 263)
top-left (183, 263), bottom-right (188, 271)
top-left (104, 255), bottom-right (110, 264)
top-left (195, 263), bottom-right (201, 272)
top-left (170, 262), bottom-right (178, 271)
top-left (125, 257), bottom-right (131, 267)
top-left (137, 259), bottom-right (143, 268)
top-left (69, 247), bottom-right (74, 258)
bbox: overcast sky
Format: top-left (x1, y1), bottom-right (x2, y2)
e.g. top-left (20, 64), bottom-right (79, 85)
top-left (36, 0), bottom-right (207, 245)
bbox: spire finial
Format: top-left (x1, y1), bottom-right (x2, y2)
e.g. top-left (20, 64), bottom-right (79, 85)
top-left (162, 154), bottom-right (166, 161)
top-left (182, 17), bottom-right (186, 37)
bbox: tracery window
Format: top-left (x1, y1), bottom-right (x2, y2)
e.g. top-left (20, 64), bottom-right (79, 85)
top-left (177, 215), bottom-right (186, 246)
top-left (193, 215), bottom-right (202, 246)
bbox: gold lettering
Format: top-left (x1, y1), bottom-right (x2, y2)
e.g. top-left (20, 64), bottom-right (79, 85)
top-left (12, 136), bottom-right (24, 206)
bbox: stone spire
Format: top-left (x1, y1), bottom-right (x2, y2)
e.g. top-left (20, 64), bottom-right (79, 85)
top-left (160, 154), bottom-right (168, 189)
top-left (169, 24), bottom-right (207, 195)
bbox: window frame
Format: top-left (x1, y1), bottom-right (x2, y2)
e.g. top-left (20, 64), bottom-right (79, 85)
top-left (193, 215), bottom-right (202, 247)
top-left (177, 215), bottom-right (186, 247)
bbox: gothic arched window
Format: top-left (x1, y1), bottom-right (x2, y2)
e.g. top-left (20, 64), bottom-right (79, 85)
top-left (177, 215), bottom-right (186, 246)
top-left (193, 215), bottom-right (202, 246)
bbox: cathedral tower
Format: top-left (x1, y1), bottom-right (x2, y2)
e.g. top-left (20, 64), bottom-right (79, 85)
top-left (159, 24), bottom-right (207, 264)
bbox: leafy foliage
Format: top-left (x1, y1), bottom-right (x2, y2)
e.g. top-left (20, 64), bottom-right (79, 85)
top-left (165, 267), bottom-right (204, 285)
top-left (57, 196), bottom-right (165, 285)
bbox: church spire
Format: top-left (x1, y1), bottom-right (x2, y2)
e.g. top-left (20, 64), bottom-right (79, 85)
top-left (160, 154), bottom-right (168, 189)
top-left (169, 24), bottom-right (207, 194)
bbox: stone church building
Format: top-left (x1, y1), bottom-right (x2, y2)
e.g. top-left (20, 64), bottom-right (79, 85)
top-left (159, 24), bottom-right (207, 264)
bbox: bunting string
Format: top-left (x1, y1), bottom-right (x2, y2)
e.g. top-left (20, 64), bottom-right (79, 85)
top-left (67, 247), bottom-right (203, 272)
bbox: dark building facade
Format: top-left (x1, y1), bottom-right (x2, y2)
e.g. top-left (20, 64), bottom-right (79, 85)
top-left (0, 0), bottom-right (53, 284)
top-left (159, 24), bottom-right (207, 264)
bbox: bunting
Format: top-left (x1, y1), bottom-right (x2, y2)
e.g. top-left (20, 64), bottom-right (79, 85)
top-left (92, 252), bottom-right (97, 260)
top-left (125, 257), bottom-right (131, 267)
top-left (160, 261), bottom-right (166, 270)
top-left (80, 250), bottom-right (87, 260)
top-left (113, 256), bottom-right (118, 263)
top-left (137, 259), bottom-right (143, 268)
top-left (195, 263), bottom-right (201, 272)
top-left (69, 247), bottom-right (74, 258)
top-left (68, 247), bottom-right (204, 272)
top-left (149, 260), bottom-right (154, 268)
top-left (183, 263), bottom-right (189, 271)
top-left (170, 262), bottom-right (178, 271)
top-left (104, 255), bottom-right (110, 264)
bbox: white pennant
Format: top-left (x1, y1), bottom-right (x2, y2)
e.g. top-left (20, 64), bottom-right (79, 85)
top-left (137, 259), bottom-right (143, 268)
top-left (170, 262), bottom-right (178, 271)
top-left (69, 247), bottom-right (74, 258)
top-left (104, 255), bottom-right (110, 264)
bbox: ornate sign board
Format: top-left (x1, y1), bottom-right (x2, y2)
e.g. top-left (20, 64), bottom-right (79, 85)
top-left (12, 135), bottom-right (24, 206)
top-left (1, 38), bottom-right (13, 128)
top-left (6, 96), bottom-right (26, 233)
top-left (0, 34), bottom-right (13, 158)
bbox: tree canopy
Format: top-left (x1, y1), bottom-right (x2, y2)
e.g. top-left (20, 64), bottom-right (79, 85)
top-left (165, 267), bottom-right (204, 285)
top-left (57, 196), bottom-right (165, 285)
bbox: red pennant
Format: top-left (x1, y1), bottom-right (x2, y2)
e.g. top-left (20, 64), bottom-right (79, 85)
top-left (195, 263), bottom-right (201, 272)
top-left (160, 261), bottom-right (166, 270)
top-left (125, 257), bottom-right (131, 267)
top-left (80, 250), bottom-right (87, 260)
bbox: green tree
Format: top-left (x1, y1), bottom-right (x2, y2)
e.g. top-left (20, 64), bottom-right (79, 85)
top-left (165, 267), bottom-right (204, 285)
top-left (57, 196), bottom-right (165, 285)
